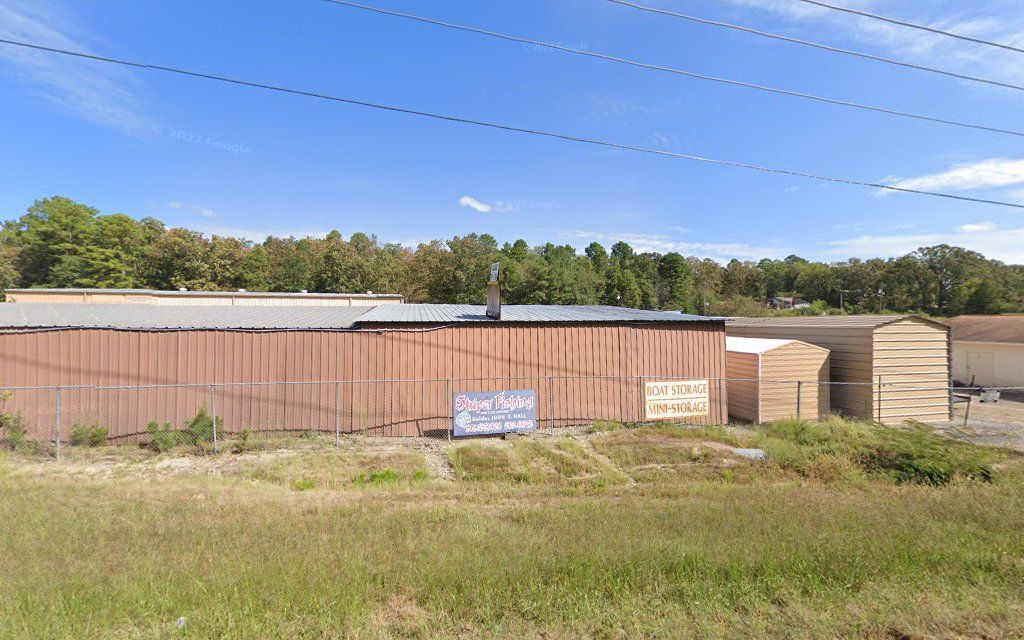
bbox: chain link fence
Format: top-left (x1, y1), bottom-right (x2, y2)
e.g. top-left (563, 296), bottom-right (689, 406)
top-left (3, 376), bottom-right (1023, 457)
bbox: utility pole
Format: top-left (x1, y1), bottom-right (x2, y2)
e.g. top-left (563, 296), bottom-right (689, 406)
top-left (877, 287), bottom-right (884, 313)
top-left (838, 289), bottom-right (850, 312)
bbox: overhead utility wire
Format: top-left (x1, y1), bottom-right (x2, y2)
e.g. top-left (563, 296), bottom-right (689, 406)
top-left (2, 36), bottom-right (1022, 210)
top-left (319, 0), bottom-right (1022, 138)
top-left (603, 0), bottom-right (1024, 93)
top-left (793, 0), bottom-right (1024, 55)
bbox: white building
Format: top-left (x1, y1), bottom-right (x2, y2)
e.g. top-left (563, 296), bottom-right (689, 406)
top-left (948, 315), bottom-right (1024, 387)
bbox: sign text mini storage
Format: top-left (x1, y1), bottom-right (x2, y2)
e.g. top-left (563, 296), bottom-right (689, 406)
top-left (644, 379), bottom-right (710, 420)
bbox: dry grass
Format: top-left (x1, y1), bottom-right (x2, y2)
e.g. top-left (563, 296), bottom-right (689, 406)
top-left (1, 423), bottom-right (1023, 639)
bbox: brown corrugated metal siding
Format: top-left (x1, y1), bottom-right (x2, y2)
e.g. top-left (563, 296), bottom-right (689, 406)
top-left (0, 321), bottom-right (727, 440)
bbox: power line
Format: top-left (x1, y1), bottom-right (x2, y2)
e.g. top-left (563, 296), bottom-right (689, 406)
top-left (603, 0), bottom-right (1024, 93)
top-left (793, 0), bottom-right (1024, 55)
top-left (1, 36), bottom-right (1022, 210)
top-left (318, 0), bottom-right (1023, 138)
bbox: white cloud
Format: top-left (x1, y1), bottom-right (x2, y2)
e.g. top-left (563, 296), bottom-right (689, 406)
top-left (458, 195), bottom-right (493, 213)
top-left (885, 158), bottom-right (1024, 193)
top-left (458, 195), bottom-right (515, 213)
top-left (827, 226), bottom-right (1024, 264)
top-left (0, 0), bottom-right (148, 132)
top-left (557, 229), bottom-right (791, 262)
top-left (960, 221), bottom-right (995, 233)
top-left (167, 202), bottom-right (217, 218)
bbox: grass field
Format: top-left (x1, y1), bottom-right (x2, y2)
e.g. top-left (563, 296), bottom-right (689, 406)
top-left (1, 419), bottom-right (1023, 639)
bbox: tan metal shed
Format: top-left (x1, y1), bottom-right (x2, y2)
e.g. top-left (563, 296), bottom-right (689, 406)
top-left (726, 315), bottom-right (950, 423)
top-left (726, 336), bottom-right (830, 423)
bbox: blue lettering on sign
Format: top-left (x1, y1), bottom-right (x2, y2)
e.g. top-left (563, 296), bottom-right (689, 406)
top-left (453, 389), bottom-right (538, 436)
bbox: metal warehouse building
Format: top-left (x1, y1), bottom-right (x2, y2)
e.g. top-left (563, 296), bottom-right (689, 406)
top-left (726, 315), bottom-right (951, 423)
top-left (0, 303), bottom-right (727, 440)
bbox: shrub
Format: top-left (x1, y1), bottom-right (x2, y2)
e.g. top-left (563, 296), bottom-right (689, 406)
top-left (757, 417), bottom-right (1000, 486)
top-left (291, 478), bottom-right (316, 491)
top-left (180, 407), bottom-right (222, 446)
top-left (231, 429), bottom-right (254, 454)
top-left (858, 423), bottom-right (997, 485)
top-left (70, 423), bottom-right (108, 447)
top-left (146, 421), bottom-right (179, 453)
top-left (355, 468), bottom-right (399, 485)
top-left (1, 411), bottom-right (28, 450)
top-left (587, 420), bottom-right (624, 433)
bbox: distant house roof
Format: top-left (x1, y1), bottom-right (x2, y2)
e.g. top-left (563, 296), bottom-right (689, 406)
top-left (0, 303), bottom-right (721, 331)
top-left (948, 315), bottom-right (1024, 344)
top-left (727, 314), bottom-right (947, 330)
top-left (356, 304), bottom-right (716, 324)
top-left (726, 336), bottom-right (826, 355)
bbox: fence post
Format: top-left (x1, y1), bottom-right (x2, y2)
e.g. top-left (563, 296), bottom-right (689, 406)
top-left (210, 384), bottom-right (218, 453)
top-left (446, 379), bottom-right (452, 442)
top-left (796, 381), bottom-right (802, 420)
top-left (639, 376), bottom-right (645, 424)
top-left (717, 377), bottom-right (725, 424)
top-left (334, 381), bottom-right (341, 447)
top-left (547, 376), bottom-right (555, 435)
top-left (876, 376), bottom-right (883, 424)
top-left (54, 387), bottom-right (62, 461)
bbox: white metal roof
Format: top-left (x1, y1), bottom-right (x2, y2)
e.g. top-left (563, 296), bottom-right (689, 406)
top-left (726, 336), bottom-right (796, 354)
top-left (726, 336), bottom-right (829, 355)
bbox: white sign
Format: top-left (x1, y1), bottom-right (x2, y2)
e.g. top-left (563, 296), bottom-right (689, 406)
top-left (643, 379), bottom-right (710, 420)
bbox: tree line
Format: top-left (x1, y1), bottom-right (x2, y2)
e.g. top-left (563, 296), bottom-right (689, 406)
top-left (2, 196), bottom-right (1022, 316)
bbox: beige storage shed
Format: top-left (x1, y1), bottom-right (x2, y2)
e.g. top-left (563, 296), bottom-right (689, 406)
top-left (726, 336), bottom-right (830, 423)
top-left (726, 315), bottom-right (951, 424)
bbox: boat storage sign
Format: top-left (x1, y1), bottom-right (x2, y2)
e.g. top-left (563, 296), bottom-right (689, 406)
top-left (644, 379), bottom-right (710, 420)
top-left (453, 389), bottom-right (538, 436)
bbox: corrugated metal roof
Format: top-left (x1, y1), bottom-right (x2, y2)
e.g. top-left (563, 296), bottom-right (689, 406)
top-left (948, 315), bottom-right (1024, 344)
top-left (726, 314), bottom-right (946, 330)
top-left (0, 303), bottom-right (370, 330)
top-left (0, 303), bottom-right (720, 330)
top-left (356, 304), bottom-right (716, 324)
top-left (5, 288), bottom-right (402, 299)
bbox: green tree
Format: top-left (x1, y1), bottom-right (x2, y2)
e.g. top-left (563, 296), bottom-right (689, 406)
top-left (657, 252), bottom-right (698, 311)
top-left (141, 228), bottom-right (211, 290)
top-left (14, 196), bottom-right (99, 286)
top-left (236, 245), bottom-right (272, 291)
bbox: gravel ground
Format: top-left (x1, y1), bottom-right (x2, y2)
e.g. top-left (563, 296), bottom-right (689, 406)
top-left (930, 392), bottom-right (1024, 452)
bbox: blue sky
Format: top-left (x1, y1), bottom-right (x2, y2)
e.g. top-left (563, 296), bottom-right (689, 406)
top-left (1, 0), bottom-right (1023, 264)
